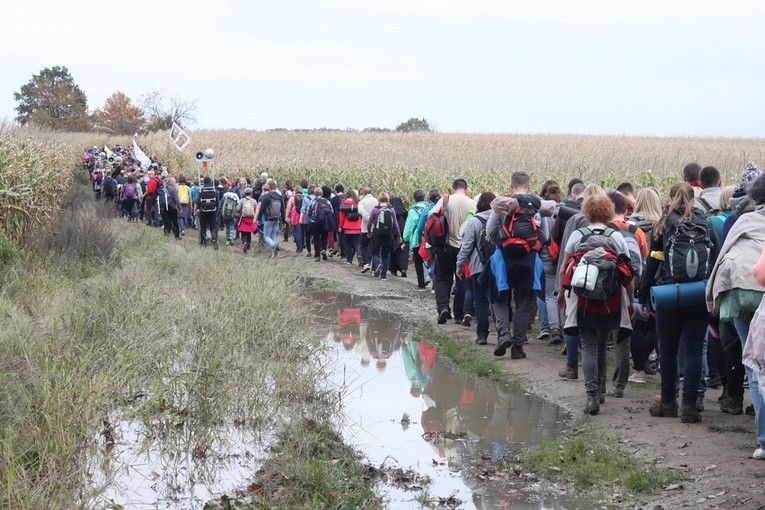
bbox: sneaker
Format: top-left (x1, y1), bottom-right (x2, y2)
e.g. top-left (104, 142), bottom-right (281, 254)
top-left (747, 404), bottom-right (756, 416)
top-left (628, 371), bottom-right (647, 384)
top-left (649, 397), bottom-right (678, 417)
top-left (314, 256), bottom-right (321, 262)
top-left (212, 240), bottom-right (218, 250)
top-left (548, 329), bottom-right (563, 345)
top-left (536, 329), bottom-right (551, 340)
top-left (400, 271), bottom-right (407, 278)
top-left (380, 276), bottom-right (388, 281)
top-left (361, 264), bottom-right (371, 274)
top-left (462, 314), bottom-right (472, 327)
top-left (706, 376), bottom-right (722, 389)
top-left (374, 265), bottom-right (382, 277)
top-left (438, 309), bottom-right (450, 324)
top-left (720, 396), bottom-right (744, 415)
top-left (414, 286), bottom-right (427, 292)
top-left (754, 448), bottom-right (765, 460)
top-left (269, 250), bottom-right (276, 259)
top-left (306, 251), bottom-right (313, 257)
top-left (475, 338), bottom-right (487, 345)
top-left (612, 386), bottom-right (625, 398)
top-left (321, 249), bottom-right (328, 260)
top-left (696, 402), bottom-right (705, 412)
top-left (585, 395), bottom-right (600, 415)
top-left (494, 340), bottom-right (511, 357)
top-left (510, 345), bottom-right (527, 359)
top-left (681, 404), bottom-right (702, 423)
top-left (643, 365), bottom-right (658, 376)
top-left (558, 365), bottom-right (578, 380)
top-left (226, 238), bottom-right (233, 246)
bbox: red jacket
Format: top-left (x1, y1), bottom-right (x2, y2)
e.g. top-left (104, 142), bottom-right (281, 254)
top-left (146, 176), bottom-right (160, 199)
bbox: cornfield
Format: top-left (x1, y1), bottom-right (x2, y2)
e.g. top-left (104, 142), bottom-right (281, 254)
top-left (0, 127), bottom-right (79, 245)
top-left (129, 130), bottom-right (765, 197)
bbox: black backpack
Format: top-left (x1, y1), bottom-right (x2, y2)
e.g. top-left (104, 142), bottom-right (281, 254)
top-left (661, 216), bottom-right (713, 284)
top-left (373, 206), bottom-right (393, 236)
top-left (103, 176), bottom-right (116, 195)
top-left (198, 186), bottom-right (218, 213)
top-left (266, 192), bottom-right (283, 220)
top-left (475, 216), bottom-right (496, 264)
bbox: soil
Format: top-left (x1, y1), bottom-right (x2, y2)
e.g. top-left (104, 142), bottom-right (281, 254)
top-left (264, 246), bottom-right (764, 509)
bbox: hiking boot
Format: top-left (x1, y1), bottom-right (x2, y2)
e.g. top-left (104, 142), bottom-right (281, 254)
top-left (374, 265), bottom-right (382, 277)
top-left (706, 376), bottom-right (722, 389)
top-left (400, 271), bottom-right (407, 278)
top-left (212, 240), bottom-right (218, 250)
top-left (242, 243), bottom-right (248, 253)
top-left (361, 264), bottom-right (371, 273)
top-left (681, 404), bottom-right (702, 423)
top-left (628, 371), bottom-right (646, 384)
top-left (510, 345), bottom-right (527, 359)
top-left (720, 395), bottom-right (744, 415)
top-left (321, 249), bottom-right (328, 260)
top-left (747, 404), bottom-right (756, 416)
top-left (585, 395), bottom-right (600, 415)
top-left (438, 309), bottom-right (450, 325)
top-left (548, 329), bottom-right (563, 345)
top-left (475, 337), bottom-right (488, 345)
top-left (558, 365), bottom-right (578, 380)
top-left (494, 339), bottom-right (511, 357)
top-left (462, 314), bottom-right (472, 327)
top-left (612, 386), bottom-right (625, 398)
top-left (536, 328), bottom-right (551, 340)
top-left (696, 402), bottom-right (705, 412)
top-left (643, 365), bottom-right (658, 375)
top-left (649, 398), bottom-right (678, 417)
top-left (306, 251), bottom-right (312, 257)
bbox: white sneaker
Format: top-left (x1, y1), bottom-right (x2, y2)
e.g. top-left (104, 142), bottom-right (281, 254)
top-left (754, 448), bottom-right (765, 460)
top-left (628, 371), bottom-right (646, 384)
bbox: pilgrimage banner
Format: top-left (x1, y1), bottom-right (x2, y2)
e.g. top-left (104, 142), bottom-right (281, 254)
top-left (169, 122), bottom-right (191, 151)
top-left (133, 140), bottom-right (152, 170)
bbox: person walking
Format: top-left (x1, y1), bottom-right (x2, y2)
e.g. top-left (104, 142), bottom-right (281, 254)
top-left (367, 193), bottom-right (402, 280)
top-left (236, 188), bottom-right (257, 253)
top-left (256, 180), bottom-right (285, 258)
top-left (195, 177), bottom-right (219, 249)
top-left (338, 189), bottom-right (362, 264)
top-left (402, 189), bottom-right (430, 291)
top-left (358, 187), bottom-right (379, 272)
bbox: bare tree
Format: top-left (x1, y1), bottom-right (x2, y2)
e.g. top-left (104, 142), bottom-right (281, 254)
top-left (140, 89), bottom-right (199, 131)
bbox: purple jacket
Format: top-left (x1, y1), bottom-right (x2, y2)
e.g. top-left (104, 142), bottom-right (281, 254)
top-left (367, 204), bottom-right (401, 238)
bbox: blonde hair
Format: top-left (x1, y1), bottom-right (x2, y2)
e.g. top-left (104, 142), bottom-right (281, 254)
top-left (633, 187), bottom-right (663, 222)
top-left (377, 192), bottom-right (390, 203)
top-left (582, 184), bottom-right (606, 202)
top-left (719, 185), bottom-right (735, 211)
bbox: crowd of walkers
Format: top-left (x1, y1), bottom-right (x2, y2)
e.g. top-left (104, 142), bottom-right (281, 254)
top-left (84, 146), bottom-right (765, 460)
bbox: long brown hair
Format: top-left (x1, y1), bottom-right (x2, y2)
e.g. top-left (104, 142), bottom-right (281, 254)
top-left (653, 182), bottom-right (695, 240)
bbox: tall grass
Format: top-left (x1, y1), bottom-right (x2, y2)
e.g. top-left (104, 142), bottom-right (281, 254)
top-left (0, 189), bottom-right (335, 508)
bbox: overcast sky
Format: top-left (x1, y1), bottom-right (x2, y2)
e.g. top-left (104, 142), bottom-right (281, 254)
top-left (2, 0), bottom-right (763, 137)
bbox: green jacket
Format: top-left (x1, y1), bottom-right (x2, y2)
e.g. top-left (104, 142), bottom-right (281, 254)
top-left (402, 201), bottom-right (428, 248)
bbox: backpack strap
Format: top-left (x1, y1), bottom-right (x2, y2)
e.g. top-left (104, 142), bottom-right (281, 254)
top-left (698, 196), bottom-right (714, 213)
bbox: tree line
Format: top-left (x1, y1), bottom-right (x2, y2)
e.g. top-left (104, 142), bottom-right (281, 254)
top-left (12, 66), bottom-right (198, 135)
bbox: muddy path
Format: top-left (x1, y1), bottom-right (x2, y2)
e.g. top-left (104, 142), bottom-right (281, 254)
top-left (261, 247), bottom-right (765, 509)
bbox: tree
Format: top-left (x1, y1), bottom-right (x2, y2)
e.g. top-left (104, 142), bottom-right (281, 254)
top-left (13, 66), bottom-right (91, 131)
top-left (395, 117), bottom-right (431, 133)
top-left (140, 89), bottom-right (199, 131)
top-left (93, 91), bottom-right (145, 135)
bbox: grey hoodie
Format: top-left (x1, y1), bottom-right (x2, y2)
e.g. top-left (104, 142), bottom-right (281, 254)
top-left (695, 187), bottom-right (722, 214)
top-left (456, 209), bottom-right (492, 275)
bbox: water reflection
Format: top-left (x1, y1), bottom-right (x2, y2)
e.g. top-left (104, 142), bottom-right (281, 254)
top-left (321, 292), bottom-right (573, 509)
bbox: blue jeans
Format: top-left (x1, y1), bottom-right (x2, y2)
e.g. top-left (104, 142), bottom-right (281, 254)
top-left (656, 304), bottom-right (707, 406)
top-left (537, 296), bottom-right (549, 330)
top-left (735, 317), bottom-right (765, 449)
top-left (371, 240), bottom-right (392, 278)
top-left (294, 223), bottom-right (304, 251)
top-left (223, 217), bottom-right (237, 241)
top-left (472, 273), bottom-right (490, 341)
top-left (565, 333), bottom-right (580, 367)
top-left (263, 220), bottom-right (280, 252)
top-left (464, 276), bottom-right (475, 318)
top-left (344, 233), bottom-right (361, 262)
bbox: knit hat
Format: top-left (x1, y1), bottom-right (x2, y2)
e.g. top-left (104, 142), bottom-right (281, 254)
top-left (741, 162), bottom-right (762, 191)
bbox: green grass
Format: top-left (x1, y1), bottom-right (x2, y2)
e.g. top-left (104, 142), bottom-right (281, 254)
top-left (707, 424), bottom-right (751, 435)
top-left (417, 328), bottom-right (508, 383)
top-left (522, 429), bottom-right (676, 494)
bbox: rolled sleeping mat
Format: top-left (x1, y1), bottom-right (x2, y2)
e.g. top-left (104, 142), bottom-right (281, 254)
top-left (650, 281), bottom-right (707, 311)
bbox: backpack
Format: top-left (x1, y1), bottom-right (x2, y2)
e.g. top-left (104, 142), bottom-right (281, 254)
top-left (344, 203), bottom-right (360, 222)
top-left (373, 206), bottom-right (393, 236)
top-left (124, 183), bottom-right (136, 199)
top-left (564, 227), bottom-right (622, 302)
top-left (608, 222), bottom-right (643, 280)
top-left (198, 186), bottom-right (218, 213)
top-left (241, 198), bottom-right (256, 218)
top-left (309, 197), bottom-right (331, 223)
top-left (500, 194), bottom-right (542, 257)
top-left (266, 193), bottom-right (283, 220)
top-left (294, 194), bottom-right (304, 214)
top-left (93, 172), bottom-right (103, 191)
top-left (424, 196), bottom-right (450, 251)
top-left (221, 194), bottom-right (238, 220)
top-left (475, 216), bottom-right (496, 264)
top-left (103, 177), bottom-right (116, 196)
top-left (177, 185), bottom-right (190, 205)
top-left (661, 216), bottom-right (713, 284)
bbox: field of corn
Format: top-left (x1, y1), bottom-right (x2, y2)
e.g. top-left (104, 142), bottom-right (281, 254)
top-left (126, 130), bottom-right (765, 197)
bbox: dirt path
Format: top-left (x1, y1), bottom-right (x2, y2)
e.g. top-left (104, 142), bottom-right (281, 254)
top-left (255, 245), bottom-right (763, 509)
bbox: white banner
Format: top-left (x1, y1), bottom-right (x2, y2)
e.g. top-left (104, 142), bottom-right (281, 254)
top-left (169, 122), bottom-right (192, 151)
top-left (133, 140), bottom-right (152, 170)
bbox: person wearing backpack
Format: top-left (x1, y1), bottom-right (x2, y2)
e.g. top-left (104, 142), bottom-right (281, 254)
top-left (236, 187), bottom-right (257, 253)
top-left (299, 185), bottom-right (317, 257)
top-left (122, 175), bottom-right (139, 222)
top-left (402, 189), bottom-right (430, 290)
top-left (639, 182), bottom-right (719, 423)
top-left (358, 187), bottom-right (379, 272)
top-left (389, 195), bottom-right (409, 277)
top-left (255, 180), bottom-right (285, 259)
top-left (306, 186), bottom-right (334, 261)
top-left (162, 177), bottom-right (181, 239)
top-left (194, 176), bottom-right (220, 249)
top-left (707, 174), bottom-right (765, 456)
top-left (338, 189), bottom-right (362, 264)
top-left (287, 186), bottom-right (305, 252)
top-left (102, 174), bottom-right (117, 202)
top-left (557, 195), bottom-right (635, 415)
top-left (144, 170), bottom-right (161, 227)
top-left (330, 184), bottom-right (346, 258)
top-left (367, 192), bottom-right (402, 280)
top-left (218, 186), bottom-right (240, 245)
top-left (456, 192), bottom-right (496, 345)
top-left (487, 172), bottom-right (552, 359)
top-left (429, 179), bottom-right (476, 325)
top-left (176, 175), bottom-right (192, 236)
top-left (538, 180), bottom-right (564, 345)
top-left (694, 166), bottom-right (723, 216)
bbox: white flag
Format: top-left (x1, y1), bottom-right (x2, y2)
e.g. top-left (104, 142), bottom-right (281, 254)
top-left (133, 140), bottom-right (152, 170)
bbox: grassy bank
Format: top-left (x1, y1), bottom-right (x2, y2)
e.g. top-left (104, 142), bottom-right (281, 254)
top-left (0, 178), bottom-right (375, 508)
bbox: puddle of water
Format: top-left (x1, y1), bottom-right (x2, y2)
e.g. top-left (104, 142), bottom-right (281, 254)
top-left (318, 291), bottom-right (576, 509)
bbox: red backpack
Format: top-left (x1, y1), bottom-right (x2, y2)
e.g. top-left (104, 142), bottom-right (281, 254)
top-left (423, 195), bottom-right (450, 252)
top-left (500, 194), bottom-right (542, 257)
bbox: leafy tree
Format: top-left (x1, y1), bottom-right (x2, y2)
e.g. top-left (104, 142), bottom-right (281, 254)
top-left (395, 117), bottom-right (431, 133)
top-left (93, 91), bottom-right (145, 135)
top-left (140, 89), bottom-right (198, 131)
top-left (13, 66), bottom-right (91, 131)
